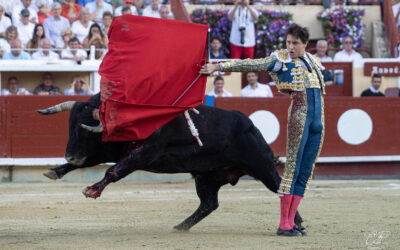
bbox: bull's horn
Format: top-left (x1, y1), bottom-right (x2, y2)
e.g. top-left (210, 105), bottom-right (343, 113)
top-left (92, 109), bottom-right (100, 120)
top-left (37, 101), bottom-right (76, 115)
top-left (81, 123), bottom-right (104, 133)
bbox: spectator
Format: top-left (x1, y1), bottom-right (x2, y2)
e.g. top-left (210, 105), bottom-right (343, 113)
top-left (207, 76), bottom-right (232, 97)
top-left (33, 72), bottom-right (61, 95)
top-left (333, 36), bottom-right (362, 85)
top-left (228, 0), bottom-right (259, 59)
top-left (61, 0), bottom-right (82, 23)
top-left (0, 37), bottom-right (10, 56)
top-left (210, 37), bottom-right (227, 60)
top-left (43, 3), bottom-right (70, 48)
top-left (12, 0), bottom-right (38, 25)
top-left (83, 23), bottom-right (107, 54)
top-left (71, 8), bottom-right (93, 44)
top-left (314, 39), bottom-right (333, 85)
top-left (0, 5), bottom-right (12, 38)
top-left (159, 5), bottom-right (171, 19)
top-left (101, 11), bottom-right (112, 35)
top-left (56, 26), bottom-right (73, 51)
top-left (64, 75), bottom-right (92, 95)
top-left (32, 37), bottom-right (59, 60)
top-left (61, 36), bottom-right (87, 62)
top-left (1, 76), bottom-right (31, 95)
top-left (111, 0), bottom-right (142, 11)
top-left (241, 72), bottom-right (273, 97)
top-left (142, 0), bottom-right (160, 18)
top-left (361, 74), bottom-right (384, 97)
top-left (3, 39), bottom-right (31, 59)
top-left (0, 0), bottom-right (20, 17)
top-left (85, 0), bottom-right (113, 23)
top-left (121, 6), bottom-right (131, 15)
top-left (26, 23), bottom-right (45, 54)
top-left (16, 9), bottom-right (35, 47)
top-left (115, 0), bottom-right (138, 16)
top-left (314, 39), bottom-right (332, 62)
top-left (4, 25), bottom-right (18, 45)
top-left (36, 0), bottom-right (52, 25)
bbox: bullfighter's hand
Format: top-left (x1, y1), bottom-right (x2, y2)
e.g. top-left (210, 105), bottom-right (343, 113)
top-left (200, 63), bottom-right (220, 75)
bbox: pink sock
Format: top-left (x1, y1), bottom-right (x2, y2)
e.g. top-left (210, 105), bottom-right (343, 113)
top-left (288, 195), bottom-right (302, 228)
top-left (279, 194), bottom-right (293, 230)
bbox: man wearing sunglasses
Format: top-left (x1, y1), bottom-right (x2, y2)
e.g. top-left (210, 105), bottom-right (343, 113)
top-left (333, 36), bottom-right (363, 85)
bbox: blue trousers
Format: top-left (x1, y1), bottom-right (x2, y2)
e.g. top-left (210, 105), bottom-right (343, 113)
top-left (278, 88), bottom-right (324, 197)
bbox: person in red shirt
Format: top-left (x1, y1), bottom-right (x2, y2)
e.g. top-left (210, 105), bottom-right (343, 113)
top-left (61, 0), bottom-right (82, 23)
top-left (37, 0), bottom-right (53, 24)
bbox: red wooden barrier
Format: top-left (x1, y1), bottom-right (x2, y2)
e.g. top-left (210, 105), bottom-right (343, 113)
top-left (215, 97), bottom-right (400, 157)
top-left (3, 96), bottom-right (89, 157)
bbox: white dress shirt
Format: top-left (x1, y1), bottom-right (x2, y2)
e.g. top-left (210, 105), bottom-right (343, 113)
top-left (32, 50), bottom-right (60, 60)
top-left (71, 20), bottom-right (93, 44)
top-left (241, 82), bottom-right (274, 97)
top-left (208, 88), bottom-right (232, 97)
top-left (16, 22), bottom-right (35, 48)
top-left (85, 1), bottom-right (113, 21)
top-left (142, 5), bottom-right (160, 18)
top-left (0, 15), bottom-right (11, 34)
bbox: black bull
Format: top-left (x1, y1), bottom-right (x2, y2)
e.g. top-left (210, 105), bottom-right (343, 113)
top-left (37, 94), bottom-right (303, 231)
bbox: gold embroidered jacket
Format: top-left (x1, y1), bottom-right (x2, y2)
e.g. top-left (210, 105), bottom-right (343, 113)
top-left (220, 49), bottom-right (326, 94)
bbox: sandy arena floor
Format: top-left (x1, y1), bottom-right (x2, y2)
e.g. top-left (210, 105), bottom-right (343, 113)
top-left (0, 179), bottom-right (399, 250)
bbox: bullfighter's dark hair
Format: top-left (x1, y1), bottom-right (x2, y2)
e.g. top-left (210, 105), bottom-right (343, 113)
top-left (7, 76), bottom-right (18, 85)
top-left (211, 36), bottom-right (223, 44)
top-left (213, 76), bottom-right (224, 84)
top-left (246, 72), bottom-right (259, 77)
top-left (372, 73), bottom-right (382, 79)
top-left (285, 23), bottom-right (309, 44)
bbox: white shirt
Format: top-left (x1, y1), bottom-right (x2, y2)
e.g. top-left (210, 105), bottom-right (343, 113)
top-left (12, 2), bottom-right (38, 25)
top-left (43, 16), bottom-right (71, 47)
top-left (114, 6), bottom-right (138, 16)
top-left (142, 5), bottom-right (160, 18)
top-left (1, 87), bottom-right (31, 95)
top-left (16, 22), bottom-right (35, 48)
top-left (241, 82), bottom-right (274, 97)
top-left (314, 54), bottom-right (332, 63)
top-left (32, 50), bottom-right (60, 60)
top-left (229, 6), bottom-right (259, 47)
top-left (71, 20), bottom-right (93, 44)
top-left (85, 1), bottom-right (113, 21)
top-left (0, 0), bottom-right (21, 16)
top-left (208, 88), bottom-right (232, 97)
top-left (0, 38), bottom-right (10, 53)
top-left (0, 15), bottom-right (11, 34)
top-left (333, 49), bottom-right (363, 62)
top-left (61, 47), bottom-right (87, 59)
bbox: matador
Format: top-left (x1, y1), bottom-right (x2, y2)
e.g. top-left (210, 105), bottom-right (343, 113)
top-left (200, 23), bottom-right (325, 236)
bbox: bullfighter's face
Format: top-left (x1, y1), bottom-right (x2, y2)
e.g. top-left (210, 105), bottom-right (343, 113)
top-left (286, 34), bottom-right (307, 59)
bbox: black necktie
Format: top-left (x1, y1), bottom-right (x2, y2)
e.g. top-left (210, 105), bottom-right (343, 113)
top-left (298, 56), bottom-right (312, 73)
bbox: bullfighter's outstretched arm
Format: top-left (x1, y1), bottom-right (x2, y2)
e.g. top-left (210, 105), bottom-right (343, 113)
top-left (200, 55), bottom-right (278, 75)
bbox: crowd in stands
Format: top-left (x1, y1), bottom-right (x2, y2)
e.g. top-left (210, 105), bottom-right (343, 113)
top-left (1, 73), bottom-right (92, 95)
top-left (0, 0), bottom-right (172, 61)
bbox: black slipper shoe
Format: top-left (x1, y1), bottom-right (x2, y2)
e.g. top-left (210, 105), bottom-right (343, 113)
top-left (293, 225), bottom-right (307, 236)
top-left (276, 228), bottom-right (301, 236)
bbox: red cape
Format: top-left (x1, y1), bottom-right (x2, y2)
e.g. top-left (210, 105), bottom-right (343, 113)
top-left (98, 15), bottom-right (209, 141)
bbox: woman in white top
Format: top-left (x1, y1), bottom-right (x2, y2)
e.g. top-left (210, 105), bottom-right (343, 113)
top-left (71, 7), bottom-right (93, 44)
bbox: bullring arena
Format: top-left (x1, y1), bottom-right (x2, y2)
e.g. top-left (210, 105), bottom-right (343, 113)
top-left (2, 0), bottom-right (400, 249)
top-left (1, 179), bottom-right (400, 249)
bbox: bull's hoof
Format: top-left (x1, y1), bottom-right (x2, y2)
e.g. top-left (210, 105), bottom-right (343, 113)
top-left (43, 169), bottom-right (59, 180)
top-left (173, 224), bottom-right (191, 232)
top-left (82, 186), bottom-right (101, 199)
